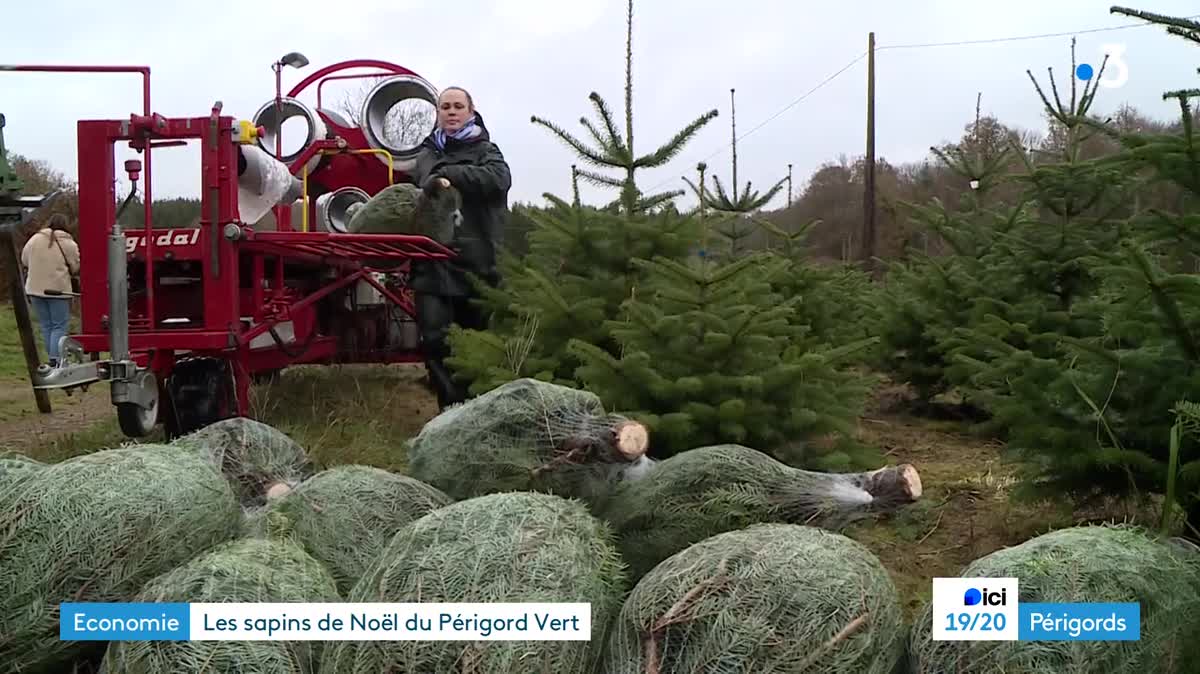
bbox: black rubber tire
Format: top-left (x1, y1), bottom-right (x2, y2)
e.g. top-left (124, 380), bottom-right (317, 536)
top-left (163, 357), bottom-right (237, 439)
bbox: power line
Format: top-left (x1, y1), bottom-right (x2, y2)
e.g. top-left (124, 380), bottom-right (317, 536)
top-left (877, 14), bottom-right (1200, 50)
top-left (643, 13), bottom-right (1200, 199)
top-left (645, 50), bottom-right (868, 195)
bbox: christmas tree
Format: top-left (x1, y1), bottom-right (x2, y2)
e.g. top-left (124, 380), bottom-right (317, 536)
top-left (916, 23), bottom-right (1200, 533)
top-left (446, 0), bottom-right (716, 390)
top-left (567, 251), bottom-right (878, 469)
top-left (529, 0), bottom-right (718, 215)
top-left (681, 88), bottom-right (786, 258)
top-left (874, 99), bottom-right (1033, 407)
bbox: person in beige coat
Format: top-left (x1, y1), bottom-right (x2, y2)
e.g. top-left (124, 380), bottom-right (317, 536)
top-left (20, 214), bottom-right (79, 367)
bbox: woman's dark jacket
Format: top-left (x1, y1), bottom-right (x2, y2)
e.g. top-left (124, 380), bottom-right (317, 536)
top-left (408, 113), bottom-right (511, 297)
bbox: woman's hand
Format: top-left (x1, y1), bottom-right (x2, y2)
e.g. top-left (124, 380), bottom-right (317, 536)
top-left (422, 175), bottom-right (452, 196)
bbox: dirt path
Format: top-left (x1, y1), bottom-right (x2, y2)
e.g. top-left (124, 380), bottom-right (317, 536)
top-left (845, 384), bottom-right (1160, 619)
top-left (0, 380), bottom-right (114, 453)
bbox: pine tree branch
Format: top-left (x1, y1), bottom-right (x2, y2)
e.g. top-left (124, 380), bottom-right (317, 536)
top-left (1124, 241), bottom-right (1200, 362)
top-left (1110, 6), bottom-right (1200, 34)
top-left (634, 191), bottom-right (681, 212)
top-left (578, 116), bottom-right (621, 159)
top-left (576, 168), bottom-right (625, 189)
top-left (588, 92), bottom-right (630, 158)
top-left (681, 176), bottom-right (704, 202)
top-left (530, 115), bottom-right (620, 168)
top-left (633, 109), bottom-right (720, 169)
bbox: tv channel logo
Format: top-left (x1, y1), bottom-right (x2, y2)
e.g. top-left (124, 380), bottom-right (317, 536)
top-left (963, 586), bottom-right (1006, 607)
top-left (932, 577), bottom-right (1019, 641)
top-left (1075, 43), bottom-right (1129, 89)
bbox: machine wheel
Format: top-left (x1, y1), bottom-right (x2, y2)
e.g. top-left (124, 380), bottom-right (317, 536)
top-left (163, 357), bottom-right (237, 439)
top-left (116, 370), bottom-right (161, 438)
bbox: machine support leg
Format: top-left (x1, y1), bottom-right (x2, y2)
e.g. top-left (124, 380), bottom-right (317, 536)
top-left (0, 226), bottom-right (52, 413)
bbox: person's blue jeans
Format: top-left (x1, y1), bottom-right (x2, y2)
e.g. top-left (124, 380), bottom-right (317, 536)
top-left (29, 296), bottom-right (71, 363)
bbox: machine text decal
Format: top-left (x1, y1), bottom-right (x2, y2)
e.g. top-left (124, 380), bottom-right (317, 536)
top-left (125, 229), bottom-right (200, 253)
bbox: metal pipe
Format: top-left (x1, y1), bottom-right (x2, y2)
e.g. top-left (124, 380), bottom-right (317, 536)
top-left (0, 64), bottom-right (156, 337)
top-left (109, 192), bottom-right (135, 363)
top-left (286, 59), bottom-right (416, 99)
top-left (316, 71), bottom-right (396, 111)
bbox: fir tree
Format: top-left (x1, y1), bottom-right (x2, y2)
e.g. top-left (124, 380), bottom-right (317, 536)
top-left (447, 198), bottom-right (700, 389)
top-left (530, 0), bottom-right (718, 215)
top-left (567, 252), bottom-right (877, 469)
top-left (682, 88), bottom-right (785, 258)
top-left (874, 100), bottom-right (1033, 406)
top-left (446, 0), bottom-right (713, 391)
top-left (938, 30), bottom-right (1200, 532)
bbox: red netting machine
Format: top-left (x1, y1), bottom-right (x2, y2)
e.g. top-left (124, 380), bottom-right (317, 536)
top-left (13, 59), bottom-right (452, 438)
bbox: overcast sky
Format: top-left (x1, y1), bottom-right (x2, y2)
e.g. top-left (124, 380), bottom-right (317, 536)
top-left (4, 0), bottom-right (1198, 212)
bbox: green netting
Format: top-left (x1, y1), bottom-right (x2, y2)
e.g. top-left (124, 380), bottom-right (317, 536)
top-left (319, 491), bottom-right (628, 673)
top-left (247, 464), bottom-right (454, 595)
top-left (100, 537), bottom-right (341, 673)
top-left (600, 523), bottom-right (905, 674)
top-left (909, 524), bottom-right (1200, 673)
top-left (0, 452), bottom-right (42, 495)
top-left (600, 444), bottom-right (922, 580)
top-left (172, 417), bottom-right (314, 507)
top-left (0, 444), bottom-right (241, 671)
top-left (345, 182), bottom-right (461, 242)
top-left (406, 378), bottom-right (650, 504)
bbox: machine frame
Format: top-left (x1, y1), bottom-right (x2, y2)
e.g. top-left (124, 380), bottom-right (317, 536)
top-left (8, 59), bottom-right (451, 438)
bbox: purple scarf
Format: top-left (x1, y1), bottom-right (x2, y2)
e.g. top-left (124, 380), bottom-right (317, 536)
top-left (433, 115), bottom-right (482, 150)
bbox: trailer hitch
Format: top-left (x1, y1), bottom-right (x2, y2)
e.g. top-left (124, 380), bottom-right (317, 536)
top-left (31, 161), bottom-right (161, 435)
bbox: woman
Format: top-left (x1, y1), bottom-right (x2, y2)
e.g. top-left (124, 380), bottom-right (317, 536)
top-left (20, 213), bottom-right (79, 367)
top-left (410, 86), bottom-right (512, 410)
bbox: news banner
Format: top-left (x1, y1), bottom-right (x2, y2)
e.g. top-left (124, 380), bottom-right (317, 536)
top-left (931, 578), bottom-right (1140, 641)
top-left (60, 603), bottom-right (591, 641)
top-left (59, 580), bottom-right (1139, 642)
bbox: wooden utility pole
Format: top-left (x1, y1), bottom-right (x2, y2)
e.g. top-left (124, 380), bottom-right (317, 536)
top-left (787, 163), bottom-right (793, 208)
top-left (862, 31), bottom-right (877, 269)
top-left (0, 225), bottom-right (52, 413)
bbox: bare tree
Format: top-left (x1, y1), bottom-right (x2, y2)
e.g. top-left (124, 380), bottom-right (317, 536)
top-left (336, 75), bottom-right (437, 151)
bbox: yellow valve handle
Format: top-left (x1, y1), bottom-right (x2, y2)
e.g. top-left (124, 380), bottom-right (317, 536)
top-left (232, 120), bottom-right (262, 145)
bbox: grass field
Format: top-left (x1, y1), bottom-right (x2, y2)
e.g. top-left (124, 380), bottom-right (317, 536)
top-left (0, 300), bottom-right (1166, 621)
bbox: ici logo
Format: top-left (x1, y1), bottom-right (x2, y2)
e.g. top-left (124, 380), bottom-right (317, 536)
top-left (964, 587), bottom-right (1007, 607)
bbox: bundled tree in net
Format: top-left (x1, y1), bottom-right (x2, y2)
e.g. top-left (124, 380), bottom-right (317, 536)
top-left (246, 465), bottom-right (454, 595)
top-left (102, 537), bottom-right (342, 673)
top-left (600, 524), bottom-right (906, 674)
top-left (0, 445), bottom-right (241, 671)
top-left (405, 377), bottom-right (651, 505)
top-left (599, 444), bottom-right (921, 579)
top-left (171, 417), bottom-right (315, 507)
top-left (910, 524), bottom-right (1200, 673)
top-left (567, 250), bottom-right (876, 468)
top-left (320, 491), bottom-right (628, 673)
